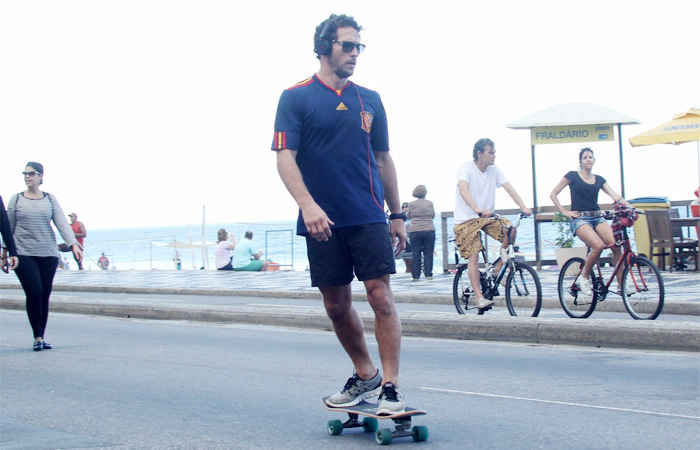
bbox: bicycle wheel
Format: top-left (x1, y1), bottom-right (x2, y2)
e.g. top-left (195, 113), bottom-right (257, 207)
top-left (621, 256), bottom-right (664, 320)
top-left (453, 265), bottom-right (480, 315)
top-left (505, 262), bottom-right (542, 317)
top-left (558, 257), bottom-right (597, 318)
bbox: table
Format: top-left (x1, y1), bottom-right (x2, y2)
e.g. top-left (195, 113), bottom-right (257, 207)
top-left (670, 217), bottom-right (700, 240)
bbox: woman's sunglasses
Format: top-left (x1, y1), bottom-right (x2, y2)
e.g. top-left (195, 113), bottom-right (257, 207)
top-left (22, 171), bottom-right (40, 177)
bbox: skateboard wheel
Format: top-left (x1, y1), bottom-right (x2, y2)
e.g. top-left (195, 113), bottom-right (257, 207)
top-left (412, 425), bottom-right (429, 442)
top-left (375, 428), bottom-right (393, 445)
top-left (327, 419), bottom-right (343, 436)
top-left (362, 417), bottom-right (378, 432)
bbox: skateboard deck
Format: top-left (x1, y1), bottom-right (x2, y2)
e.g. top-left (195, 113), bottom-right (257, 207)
top-left (322, 397), bottom-right (426, 419)
top-left (322, 397), bottom-right (428, 445)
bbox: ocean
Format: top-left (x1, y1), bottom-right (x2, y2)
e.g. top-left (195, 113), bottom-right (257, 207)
top-left (63, 209), bottom-right (694, 272)
top-left (60, 217), bottom-right (557, 272)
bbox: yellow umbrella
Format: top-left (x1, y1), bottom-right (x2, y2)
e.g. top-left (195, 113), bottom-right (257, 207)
top-left (629, 107), bottom-right (700, 185)
top-left (629, 107), bottom-right (700, 146)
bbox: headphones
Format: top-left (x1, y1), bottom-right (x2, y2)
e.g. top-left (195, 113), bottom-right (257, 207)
top-left (314, 14), bottom-right (337, 56)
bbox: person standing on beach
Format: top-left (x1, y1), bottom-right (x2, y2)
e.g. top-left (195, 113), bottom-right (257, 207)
top-left (407, 185), bottom-right (435, 281)
top-left (68, 213), bottom-right (86, 269)
top-left (454, 139), bottom-right (531, 311)
top-left (272, 14), bottom-right (407, 414)
top-left (98, 252), bottom-right (109, 270)
top-left (398, 202), bottom-right (412, 273)
top-left (58, 212), bottom-right (86, 270)
top-left (5, 162), bottom-right (82, 351)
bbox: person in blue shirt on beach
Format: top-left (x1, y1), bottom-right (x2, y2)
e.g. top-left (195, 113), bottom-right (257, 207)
top-left (233, 231), bottom-right (268, 271)
top-left (272, 14), bottom-right (407, 414)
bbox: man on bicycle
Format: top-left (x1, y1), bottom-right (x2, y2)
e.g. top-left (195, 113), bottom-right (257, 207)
top-left (454, 138), bottom-right (532, 310)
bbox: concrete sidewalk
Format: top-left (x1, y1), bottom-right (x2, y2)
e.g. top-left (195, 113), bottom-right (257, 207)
top-left (1, 268), bottom-right (698, 352)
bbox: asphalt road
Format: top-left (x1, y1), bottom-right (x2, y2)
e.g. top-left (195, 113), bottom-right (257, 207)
top-left (1, 310), bottom-right (698, 449)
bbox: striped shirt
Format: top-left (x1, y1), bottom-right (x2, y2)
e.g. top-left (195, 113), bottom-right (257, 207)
top-left (6, 192), bottom-right (78, 257)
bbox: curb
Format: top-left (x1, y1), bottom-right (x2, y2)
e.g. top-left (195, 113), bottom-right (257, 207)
top-left (2, 298), bottom-right (698, 352)
top-left (40, 284), bottom-right (700, 316)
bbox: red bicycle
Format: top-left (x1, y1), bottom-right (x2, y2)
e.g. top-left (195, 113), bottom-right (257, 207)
top-left (557, 210), bottom-right (664, 320)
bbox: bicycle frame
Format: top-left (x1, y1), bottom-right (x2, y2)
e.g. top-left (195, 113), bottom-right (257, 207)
top-left (456, 214), bottom-right (522, 296)
top-left (455, 215), bottom-right (519, 274)
top-left (590, 228), bottom-right (634, 299)
top-left (567, 214), bottom-right (654, 300)
top-left (453, 213), bottom-right (541, 317)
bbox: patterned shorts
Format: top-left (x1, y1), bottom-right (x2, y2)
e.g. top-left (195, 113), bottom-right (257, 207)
top-left (454, 217), bottom-right (513, 259)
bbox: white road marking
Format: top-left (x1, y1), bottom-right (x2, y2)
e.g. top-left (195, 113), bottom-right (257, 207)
top-left (406, 310), bottom-right (458, 315)
top-left (247, 303), bottom-right (315, 308)
top-left (420, 386), bottom-right (700, 420)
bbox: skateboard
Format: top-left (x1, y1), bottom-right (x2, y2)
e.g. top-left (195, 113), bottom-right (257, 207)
top-left (322, 397), bottom-right (428, 445)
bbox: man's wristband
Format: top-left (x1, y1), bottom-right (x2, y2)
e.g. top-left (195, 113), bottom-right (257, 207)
top-left (389, 212), bottom-right (406, 221)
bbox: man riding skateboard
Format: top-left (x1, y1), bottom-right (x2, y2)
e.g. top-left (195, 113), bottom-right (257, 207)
top-left (272, 14), bottom-right (407, 414)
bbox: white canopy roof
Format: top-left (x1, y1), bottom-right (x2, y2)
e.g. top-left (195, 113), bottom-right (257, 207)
top-left (506, 102), bottom-right (640, 129)
top-left (151, 240), bottom-right (215, 249)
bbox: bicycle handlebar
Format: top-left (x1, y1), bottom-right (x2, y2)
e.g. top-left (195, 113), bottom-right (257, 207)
top-left (600, 208), bottom-right (644, 220)
top-left (480, 212), bottom-right (530, 228)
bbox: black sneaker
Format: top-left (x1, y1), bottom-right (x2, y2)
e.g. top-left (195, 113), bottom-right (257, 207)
top-left (33, 341), bottom-right (42, 351)
top-left (377, 382), bottom-right (405, 415)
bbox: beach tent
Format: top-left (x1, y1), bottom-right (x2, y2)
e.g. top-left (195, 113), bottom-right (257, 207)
top-left (629, 107), bottom-right (700, 185)
top-left (150, 239), bottom-right (216, 269)
top-left (150, 240), bottom-right (216, 249)
top-left (506, 102), bottom-right (640, 266)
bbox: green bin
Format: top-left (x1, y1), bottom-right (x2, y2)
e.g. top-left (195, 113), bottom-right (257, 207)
top-left (628, 197), bottom-right (671, 257)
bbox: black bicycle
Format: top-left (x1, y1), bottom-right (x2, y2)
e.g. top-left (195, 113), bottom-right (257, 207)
top-left (453, 213), bottom-right (542, 316)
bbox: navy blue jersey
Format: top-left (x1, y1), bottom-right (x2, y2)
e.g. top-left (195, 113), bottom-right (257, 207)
top-left (272, 75), bottom-right (390, 235)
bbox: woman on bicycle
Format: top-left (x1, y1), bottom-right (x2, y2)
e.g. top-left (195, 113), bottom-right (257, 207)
top-left (550, 148), bottom-right (631, 296)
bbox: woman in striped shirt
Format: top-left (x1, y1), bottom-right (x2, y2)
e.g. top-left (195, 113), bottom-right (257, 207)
top-left (6, 162), bottom-right (82, 351)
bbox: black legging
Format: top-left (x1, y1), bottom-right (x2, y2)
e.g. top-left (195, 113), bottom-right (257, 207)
top-left (14, 256), bottom-right (58, 339)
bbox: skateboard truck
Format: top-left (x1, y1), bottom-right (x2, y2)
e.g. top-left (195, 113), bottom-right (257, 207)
top-left (323, 397), bottom-right (428, 445)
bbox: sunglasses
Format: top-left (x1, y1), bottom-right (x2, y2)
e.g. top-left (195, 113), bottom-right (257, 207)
top-left (332, 40), bottom-right (365, 54)
top-left (22, 171), bottom-right (40, 176)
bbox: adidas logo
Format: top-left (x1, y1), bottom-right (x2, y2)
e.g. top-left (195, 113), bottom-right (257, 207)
top-left (336, 103), bottom-right (348, 111)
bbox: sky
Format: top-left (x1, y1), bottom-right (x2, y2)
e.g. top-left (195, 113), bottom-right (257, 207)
top-left (1, 0), bottom-right (699, 230)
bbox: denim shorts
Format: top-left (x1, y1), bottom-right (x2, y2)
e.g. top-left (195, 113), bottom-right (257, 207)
top-left (570, 215), bottom-right (607, 235)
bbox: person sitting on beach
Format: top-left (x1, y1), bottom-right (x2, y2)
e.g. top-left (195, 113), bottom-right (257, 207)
top-left (215, 228), bottom-right (237, 271)
top-left (454, 138), bottom-right (532, 311)
top-left (550, 147), bottom-right (631, 295)
top-left (232, 231), bottom-right (268, 271)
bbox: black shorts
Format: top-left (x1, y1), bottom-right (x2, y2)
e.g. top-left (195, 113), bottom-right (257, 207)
top-left (305, 223), bottom-right (396, 287)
